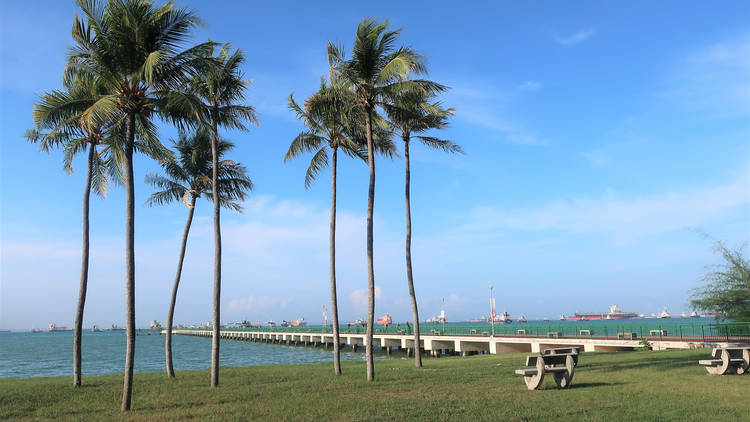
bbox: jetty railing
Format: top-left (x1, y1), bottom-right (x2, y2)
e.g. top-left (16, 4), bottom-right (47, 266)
top-left (179, 321), bottom-right (750, 343)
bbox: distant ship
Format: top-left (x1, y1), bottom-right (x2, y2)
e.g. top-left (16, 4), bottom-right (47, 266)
top-left (347, 318), bottom-right (365, 327)
top-left (426, 308), bottom-right (447, 324)
top-left (290, 317), bottom-right (306, 327)
top-left (149, 320), bottom-right (163, 330)
top-left (559, 315), bottom-right (566, 321)
top-left (267, 320), bottom-right (276, 328)
top-left (491, 311), bottom-right (511, 324)
top-left (570, 305), bottom-right (637, 321)
top-left (109, 324), bottom-right (125, 331)
top-left (377, 314), bottom-right (392, 325)
top-left (30, 328), bottom-right (42, 333)
top-left (91, 325), bottom-right (102, 332)
top-left (657, 308), bottom-right (671, 319)
top-left (470, 316), bottom-right (489, 323)
top-left (517, 315), bottom-right (527, 323)
top-left (48, 323), bottom-right (72, 332)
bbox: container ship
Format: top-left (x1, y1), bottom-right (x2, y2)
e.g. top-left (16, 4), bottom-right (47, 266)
top-left (569, 305), bottom-right (637, 321)
top-left (377, 314), bottom-right (392, 325)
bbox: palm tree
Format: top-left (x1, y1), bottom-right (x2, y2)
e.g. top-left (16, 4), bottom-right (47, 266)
top-left (285, 77), bottom-right (365, 375)
top-left (327, 18), bottom-right (442, 380)
top-left (25, 73), bottom-right (116, 388)
top-left (146, 128), bottom-right (252, 379)
top-left (66, 0), bottom-right (209, 410)
top-left (385, 91), bottom-right (461, 368)
top-left (188, 45), bottom-right (257, 387)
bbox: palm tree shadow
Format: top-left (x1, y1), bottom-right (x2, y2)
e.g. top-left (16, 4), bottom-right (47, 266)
top-left (570, 381), bottom-right (626, 389)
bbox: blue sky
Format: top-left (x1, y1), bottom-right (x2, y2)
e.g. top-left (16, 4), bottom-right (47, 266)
top-left (1, 1), bottom-right (748, 329)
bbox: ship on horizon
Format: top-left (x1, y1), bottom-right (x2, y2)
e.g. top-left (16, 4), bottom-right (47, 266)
top-left (569, 305), bottom-right (637, 321)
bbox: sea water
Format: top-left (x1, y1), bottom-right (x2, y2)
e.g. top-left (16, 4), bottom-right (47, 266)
top-left (0, 330), bottom-right (367, 378)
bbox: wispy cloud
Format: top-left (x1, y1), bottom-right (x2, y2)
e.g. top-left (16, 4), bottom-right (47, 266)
top-left (581, 150), bottom-right (611, 168)
top-left (461, 173), bottom-right (749, 243)
top-left (555, 28), bottom-right (597, 45)
top-left (659, 36), bottom-right (750, 117)
top-left (457, 105), bottom-right (548, 146)
top-left (350, 285), bottom-right (382, 310)
top-left (228, 295), bottom-right (292, 312)
top-left (519, 80), bottom-right (542, 91)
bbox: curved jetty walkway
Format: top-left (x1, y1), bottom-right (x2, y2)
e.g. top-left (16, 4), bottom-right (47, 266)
top-left (169, 322), bottom-right (750, 356)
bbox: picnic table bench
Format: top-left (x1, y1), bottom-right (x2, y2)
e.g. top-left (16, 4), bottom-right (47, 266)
top-left (543, 347), bottom-right (580, 367)
top-left (547, 331), bottom-right (561, 338)
top-left (699, 347), bottom-right (750, 375)
top-left (618, 332), bottom-right (637, 340)
top-left (649, 329), bottom-right (667, 336)
top-left (515, 353), bottom-right (576, 390)
top-left (579, 329), bottom-right (593, 336)
top-left (517, 329), bottom-right (528, 335)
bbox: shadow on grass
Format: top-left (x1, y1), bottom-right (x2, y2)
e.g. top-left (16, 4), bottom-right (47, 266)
top-left (583, 357), bottom-right (696, 372)
top-left (570, 381), bottom-right (626, 389)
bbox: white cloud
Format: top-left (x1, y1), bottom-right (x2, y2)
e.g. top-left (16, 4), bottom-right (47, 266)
top-left (519, 80), bottom-right (542, 91)
top-left (581, 150), bottom-right (611, 168)
top-left (554, 28), bottom-right (597, 45)
top-left (661, 36), bottom-right (750, 117)
top-left (350, 285), bottom-right (383, 309)
top-left (462, 174), bottom-right (749, 243)
top-left (457, 105), bottom-right (548, 146)
top-left (228, 295), bottom-right (292, 311)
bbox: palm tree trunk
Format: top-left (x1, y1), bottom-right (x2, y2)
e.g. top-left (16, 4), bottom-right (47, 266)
top-left (165, 196), bottom-right (197, 378)
top-left (404, 136), bottom-right (422, 368)
top-left (330, 147), bottom-right (341, 375)
top-left (122, 113), bottom-right (136, 411)
top-left (210, 117), bottom-right (222, 388)
top-left (364, 108), bottom-right (375, 382)
top-left (73, 142), bottom-right (95, 387)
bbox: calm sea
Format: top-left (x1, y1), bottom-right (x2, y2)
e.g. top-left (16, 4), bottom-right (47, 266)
top-left (0, 330), bottom-right (368, 379)
top-left (0, 318), bottom-right (721, 378)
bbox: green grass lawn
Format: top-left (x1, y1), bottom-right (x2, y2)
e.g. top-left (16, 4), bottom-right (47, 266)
top-left (1, 349), bottom-right (747, 421)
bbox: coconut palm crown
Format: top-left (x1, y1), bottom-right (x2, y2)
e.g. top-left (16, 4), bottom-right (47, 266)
top-left (64, 0), bottom-right (210, 410)
top-left (326, 17), bottom-right (442, 382)
top-left (145, 127), bottom-right (252, 379)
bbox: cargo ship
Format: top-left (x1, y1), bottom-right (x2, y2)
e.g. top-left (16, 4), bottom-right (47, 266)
top-left (569, 305), bottom-right (637, 321)
top-left (377, 314), bottom-right (392, 325)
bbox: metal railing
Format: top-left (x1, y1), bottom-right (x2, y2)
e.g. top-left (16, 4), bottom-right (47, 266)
top-left (178, 321), bottom-right (750, 342)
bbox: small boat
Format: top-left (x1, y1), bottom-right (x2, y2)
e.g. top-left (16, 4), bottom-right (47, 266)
top-left (470, 316), bottom-right (489, 323)
top-left (267, 320), bottom-right (276, 328)
top-left (108, 324), bottom-right (125, 331)
top-left (149, 320), bottom-right (163, 330)
top-left (280, 320), bottom-right (290, 327)
top-left (517, 315), bottom-right (527, 323)
top-left (559, 314), bottom-right (566, 321)
top-left (657, 308), bottom-right (671, 319)
top-left (689, 311), bottom-right (699, 318)
top-left (377, 314), bottom-right (392, 325)
top-left (543, 317), bottom-right (549, 321)
top-left (30, 328), bottom-right (42, 333)
top-left (91, 325), bottom-right (102, 332)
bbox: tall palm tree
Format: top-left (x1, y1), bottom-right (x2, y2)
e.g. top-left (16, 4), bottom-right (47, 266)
top-left (146, 128), bottom-right (252, 379)
top-left (188, 45), bottom-right (257, 387)
top-left (25, 73), bottom-right (116, 387)
top-left (327, 18), bottom-right (442, 380)
top-left (285, 77), bottom-right (365, 375)
top-left (385, 91), bottom-right (461, 368)
top-left (66, 0), bottom-right (209, 410)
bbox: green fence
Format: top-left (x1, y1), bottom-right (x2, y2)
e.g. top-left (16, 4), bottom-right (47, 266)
top-left (182, 321), bottom-right (750, 342)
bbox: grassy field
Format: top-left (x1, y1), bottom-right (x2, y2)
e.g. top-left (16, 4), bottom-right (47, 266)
top-left (1, 348), bottom-right (747, 421)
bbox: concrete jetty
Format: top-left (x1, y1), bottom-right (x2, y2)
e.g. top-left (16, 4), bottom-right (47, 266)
top-left (167, 328), bottom-right (739, 356)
